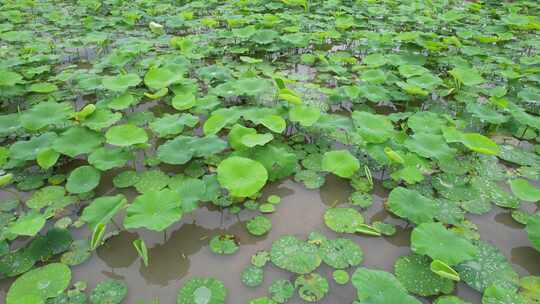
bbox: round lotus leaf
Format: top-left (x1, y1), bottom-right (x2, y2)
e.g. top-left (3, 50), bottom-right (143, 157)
top-left (321, 150), bottom-right (360, 178)
top-left (270, 235), bottom-right (321, 274)
top-left (449, 67), bottom-right (485, 86)
top-left (89, 279), bottom-right (127, 304)
top-left (351, 111), bottom-right (394, 143)
top-left (134, 170), bottom-right (170, 193)
top-left (241, 265), bottom-right (264, 287)
top-left (294, 273), bottom-right (329, 302)
top-left (395, 254), bottom-right (454, 296)
top-left (251, 30), bottom-right (279, 44)
top-left (333, 270), bottom-right (350, 285)
top-left (20, 102), bottom-right (73, 131)
top-left (52, 126), bottom-right (103, 157)
top-left (411, 222), bottom-right (478, 266)
top-left (81, 194), bottom-right (127, 230)
top-left (88, 147), bottom-right (132, 171)
top-left (217, 156), bottom-right (268, 197)
top-left (455, 240), bottom-right (519, 292)
top-left (47, 292), bottom-right (87, 304)
top-left (66, 166), bottom-right (101, 194)
top-left (6, 263), bottom-right (71, 304)
top-left (267, 195), bottom-right (281, 205)
top-left (177, 277), bottom-right (227, 304)
top-left (144, 67), bottom-right (183, 90)
top-left (26, 186), bottom-right (65, 209)
top-left (172, 92), bottom-right (196, 110)
top-left (460, 133), bottom-right (500, 155)
top-left (251, 250), bottom-right (270, 268)
top-left (372, 221), bottom-right (396, 236)
top-left (351, 267), bottom-right (421, 304)
top-left (481, 284), bottom-right (523, 304)
top-left (295, 170), bottom-right (325, 189)
top-left (105, 124), bottom-right (148, 147)
top-left (323, 207), bottom-right (364, 233)
top-left (527, 214), bottom-right (540, 252)
top-left (107, 93), bottom-right (138, 110)
top-left (289, 106), bottom-right (321, 127)
top-left (149, 113), bottom-right (198, 138)
top-left (18, 294), bottom-right (44, 304)
top-left (387, 187), bottom-right (438, 224)
top-left (268, 279), bottom-right (294, 303)
top-left (510, 179), bottom-right (540, 202)
top-left (319, 237), bottom-right (363, 269)
top-left (123, 189), bottom-right (183, 231)
top-left (209, 234), bottom-right (239, 255)
top-left (102, 73), bottom-right (141, 91)
top-left (113, 170), bottom-right (139, 188)
top-left (157, 135), bottom-right (227, 165)
top-left (246, 216), bottom-right (272, 236)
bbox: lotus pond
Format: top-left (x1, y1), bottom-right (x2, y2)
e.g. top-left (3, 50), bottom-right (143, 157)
top-left (0, 0), bottom-right (539, 303)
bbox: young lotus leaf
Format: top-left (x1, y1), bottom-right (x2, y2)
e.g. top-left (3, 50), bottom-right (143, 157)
top-left (294, 273), bottom-right (329, 302)
top-left (60, 240), bottom-right (92, 266)
top-left (102, 73), bottom-right (141, 91)
top-left (510, 179), bottom-right (540, 202)
top-left (113, 170), bottom-right (139, 188)
top-left (209, 234), bottom-right (239, 255)
top-left (157, 135), bottom-right (227, 165)
top-left (319, 237), bottom-right (363, 269)
top-left (144, 66), bottom-right (183, 90)
top-left (177, 277), bottom-right (227, 304)
top-left (449, 67), bottom-right (485, 86)
top-left (53, 126), bottom-right (103, 157)
top-left (394, 254), bottom-right (454, 297)
top-left (405, 133), bottom-right (456, 160)
top-left (430, 260), bottom-right (460, 282)
top-left (323, 208), bottom-right (364, 233)
top-left (107, 93), bottom-right (138, 110)
top-left (241, 265), bottom-right (264, 287)
top-left (411, 222), bottom-right (478, 266)
top-left (123, 189), bottom-right (183, 231)
top-left (352, 111), bottom-right (394, 143)
top-left (527, 214), bottom-right (540, 252)
top-left (20, 102), bottom-right (73, 131)
top-left (270, 235), bottom-right (321, 274)
top-left (88, 147), bottom-right (132, 171)
top-left (251, 250), bottom-right (270, 268)
top-left (246, 216), bottom-right (272, 236)
top-left (333, 270), bottom-right (350, 285)
top-left (289, 106), bottom-right (321, 127)
top-left (228, 124), bottom-right (257, 150)
top-left (459, 133), bottom-right (500, 155)
top-left (9, 211), bottom-right (46, 236)
top-left (105, 124), bottom-right (148, 147)
top-left (89, 279), bottom-right (127, 304)
top-left (217, 157), bottom-right (268, 197)
top-left (37, 148), bottom-right (60, 170)
top-left (387, 187), bottom-right (438, 224)
top-left (81, 194), bottom-right (127, 230)
top-left (66, 166), bottom-right (101, 194)
top-left (351, 267), bottom-right (421, 304)
top-left (268, 279), bottom-right (294, 303)
top-left (321, 150), bottom-right (360, 178)
top-left (259, 115), bottom-right (286, 133)
top-left (6, 263), bottom-right (71, 304)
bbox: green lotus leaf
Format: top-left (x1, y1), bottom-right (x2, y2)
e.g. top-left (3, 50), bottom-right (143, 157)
top-left (321, 150), bottom-right (360, 178)
top-left (124, 189), bottom-right (182, 231)
top-left (177, 277), bottom-right (227, 304)
top-left (29, 82), bottom-right (58, 93)
top-left (519, 276), bottom-right (540, 303)
top-left (102, 73), bottom-right (141, 91)
top-left (251, 29), bottom-right (279, 44)
top-left (26, 186), bottom-right (65, 209)
top-left (9, 211), bottom-right (46, 236)
top-left (240, 133), bottom-right (273, 148)
top-left (251, 250), bottom-right (270, 268)
top-left (0, 249), bottom-right (35, 277)
top-left (105, 124), bottom-right (148, 147)
top-left (260, 115), bottom-right (286, 133)
top-left (241, 265), bottom-right (264, 287)
top-left (449, 67), bottom-right (485, 86)
top-left (245, 144), bottom-right (298, 181)
top-left (20, 102), bottom-right (73, 131)
top-left (203, 109), bottom-right (242, 135)
top-left (0, 70), bottom-right (23, 86)
top-left (81, 194), bottom-right (127, 230)
top-left (459, 133), bottom-right (500, 155)
top-left (82, 109), bottom-right (122, 131)
top-left (89, 279), bottom-right (127, 304)
top-left (149, 113), bottom-right (198, 137)
top-left (333, 270), bottom-right (350, 285)
top-left (294, 273), bottom-right (328, 302)
top-left (411, 222), bottom-right (478, 266)
top-left (352, 111), bottom-right (394, 143)
top-left (0, 113), bottom-right (21, 137)
top-left (170, 176), bottom-right (206, 212)
top-left (430, 260), bottom-right (460, 281)
top-left (228, 124), bottom-right (256, 150)
top-left (510, 179), bottom-right (540, 202)
top-left (268, 280), bottom-right (294, 303)
top-left (319, 237), bottom-right (363, 269)
top-left (526, 213), bottom-right (540, 252)
top-left (157, 135), bottom-right (227, 165)
top-left (6, 263), bottom-right (71, 304)
top-left (37, 148), bottom-right (60, 170)
top-left (8, 132), bottom-right (57, 162)
top-left (399, 64), bottom-right (430, 78)
top-left (246, 215), bottom-right (272, 236)
top-left (113, 170), bottom-right (139, 188)
top-left (324, 207), bottom-right (364, 233)
top-left (107, 92), bottom-right (139, 110)
top-left (172, 92), bottom-right (196, 110)
top-left (481, 284), bottom-right (524, 304)
top-left (351, 267), bottom-right (421, 304)
top-left (46, 292), bottom-right (87, 304)
top-left (144, 66), bottom-right (183, 90)
top-left (408, 112), bottom-right (447, 134)
top-left (209, 234), bottom-right (239, 255)
top-left (387, 187), bottom-right (438, 224)
top-left (434, 296), bottom-right (472, 304)
top-left (26, 228), bottom-right (72, 262)
top-left (394, 254), bottom-right (454, 296)
top-left (405, 133), bottom-right (456, 160)
top-left (270, 235), bottom-right (321, 274)
top-left (134, 170), bottom-right (170, 193)
top-left (217, 156), bottom-right (268, 197)
top-left (466, 103), bottom-right (508, 125)
top-left (498, 145), bottom-right (540, 167)
top-left (66, 166), bottom-right (101, 194)
top-left (289, 106), bottom-right (321, 127)
top-left (60, 240), bottom-right (92, 266)
top-left (53, 126), bottom-right (103, 157)
top-left (88, 147), bottom-right (132, 171)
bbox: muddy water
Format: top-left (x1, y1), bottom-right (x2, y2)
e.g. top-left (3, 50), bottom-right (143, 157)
top-left (1, 175), bottom-right (539, 303)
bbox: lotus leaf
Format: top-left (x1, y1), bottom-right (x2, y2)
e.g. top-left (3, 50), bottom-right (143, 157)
top-left (134, 170), bottom-right (170, 193)
top-left (434, 296), bottom-right (472, 304)
top-left (149, 113), bottom-right (198, 137)
top-left (113, 170), bottom-right (139, 188)
top-left (217, 157), bottom-right (268, 197)
top-left (88, 147), bottom-right (132, 171)
top-left (289, 106), bottom-right (321, 127)
top-left (387, 187), bottom-right (438, 224)
top-left (102, 73), bottom-right (141, 91)
top-left (246, 216), bottom-right (272, 236)
top-left (177, 277), bottom-right (227, 304)
top-left (321, 150), bottom-right (360, 178)
top-left (66, 166), bottom-right (101, 194)
top-left (351, 267), bottom-right (421, 304)
top-left (333, 270), bottom-right (350, 285)
top-left (29, 82), bottom-right (58, 93)
top-left (26, 186), bottom-right (66, 209)
top-left (89, 279), bottom-right (127, 304)
top-left (268, 280), bottom-right (294, 303)
top-left (294, 273), bottom-right (329, 302)
top-left (270, 235), bottom-right (321, 274)
top-left (405, 133), bottom-right (456, 160)
top-left (526, 213), bottom-right (540, 252)
top-left (6, 263), bottom-right (71, 304)
top-left (510, 179), bottom-right (540, 202)
top-left (449, 67), bottom-right (485, 86)
top-left (82, 109), bottom-right (122, 131)
top-left (241, 265), bottom-right (264, 287)
top-left (209, 234), bottom-right (239, 255)
top-left (319, 237), bottom-right (363, 269)
top-left (9, 211), bottom-right (46, 236)
top-left (144, 66), bottom-right (183, 90)
top-left (481, 284), bottom-right (524, 304)
top-left (53, 126), bottom-right (103, 157)
top-left (81, 194), bottom-right (127, 230)
top-left (395, 254), bottom-right (454, 296)
top-left (105, 124), bottom-right (148, 147)
top-left (352, 111), bottom-right (394, 143)
top-left (324, 208), bottom-right (364, 233)
top-left (20, 102), bottom-right (73, 131)
top-left (157, 135), bottom-right (227, 165)
top-left (124, 189), bottom-right (183, 231)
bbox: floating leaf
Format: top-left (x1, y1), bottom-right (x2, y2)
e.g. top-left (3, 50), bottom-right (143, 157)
top-left (124, 189), bottom-right (183, 231)
top-left (268, 280), bottom-right (294, 303)
top-left (209, 234), bottom-right (239, 255)
top-left (321, 150), bottom-right (360, 178)
top-left (270, 235), bottom-right (321, 274)
top-left (323, 208), bottom-right (364, 233)
top-left (217, 157), bottom-right (268, 197)
top-left (246, 216), bottom-right (272, 236)
top-left (89, 279), bottom-right (127, 304)
top-left (387, 187), bottom-right (438, 224)
top-left (395, 254), bottom-right (454, 296)
top-left (319, 237), bottom-right (363, 269)
top-left (351, 267), bottom-right (421, 304)
top-left (66, 166), bottom-right (101, 194)
top-left (177, 277), bottom-right (227, 304)
top-left (294, 273), bottom-right (329, 302)
top-left (102, 73), bottom-right (141, 91)
top-left (510, 179), bottom-right (540, 202)
top-left (105, 124), bottom-right (148, 147)
top-left (6, 263), bottom-right (71, 304)
top-left (352, 111), bottom-right (394, 143)
top-left (241, 265), bottom-right (264, 287)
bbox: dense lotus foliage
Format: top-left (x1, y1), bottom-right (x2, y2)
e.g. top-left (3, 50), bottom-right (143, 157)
top-left (0, 0), bottom-right (539, 303)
